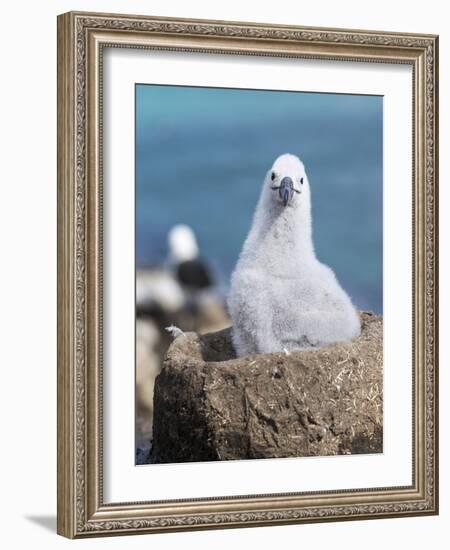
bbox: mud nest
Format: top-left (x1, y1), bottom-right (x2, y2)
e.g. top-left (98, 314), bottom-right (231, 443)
top-left (150, 312), bottom-right (383, 464)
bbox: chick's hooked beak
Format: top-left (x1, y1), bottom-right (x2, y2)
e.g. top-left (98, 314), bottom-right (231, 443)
top-left (271, 176), bottom-right (300, 207)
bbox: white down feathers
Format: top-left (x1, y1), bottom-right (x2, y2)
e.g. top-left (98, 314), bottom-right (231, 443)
top-left (228, 154), bottom-right (361, 357)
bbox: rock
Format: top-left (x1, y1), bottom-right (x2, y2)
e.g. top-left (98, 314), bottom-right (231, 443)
top-left (136, 446), bottom-right (152, 465)
top-left (136, 319), bottom-right (161, 412)
top-left (150, 312), bottom-right (383, 464)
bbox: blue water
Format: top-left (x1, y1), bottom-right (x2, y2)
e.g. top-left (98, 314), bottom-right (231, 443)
top-left (136, 85), bottom-right (383, 314)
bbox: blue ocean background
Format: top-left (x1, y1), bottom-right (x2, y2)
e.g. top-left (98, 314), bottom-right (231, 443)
top-left (136, 85), bottom-right (383, 314)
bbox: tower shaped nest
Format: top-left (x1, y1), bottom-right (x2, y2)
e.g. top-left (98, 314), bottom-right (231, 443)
top-left (150, 312), bottom-right (383, 464)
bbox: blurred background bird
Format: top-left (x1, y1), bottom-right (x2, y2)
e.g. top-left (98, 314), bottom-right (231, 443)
top-left (168, 224), bottom-right (214, 291)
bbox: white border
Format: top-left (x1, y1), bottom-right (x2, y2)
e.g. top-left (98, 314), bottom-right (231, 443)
top-left (103, 48), bottom-right (412, 503)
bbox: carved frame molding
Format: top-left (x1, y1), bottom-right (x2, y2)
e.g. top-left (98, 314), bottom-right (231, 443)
top-left (57, 11), bottom-right (438, 538)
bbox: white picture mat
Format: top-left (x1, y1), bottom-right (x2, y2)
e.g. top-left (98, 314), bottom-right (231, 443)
top-left (103, 48), bottom-right (412, 503)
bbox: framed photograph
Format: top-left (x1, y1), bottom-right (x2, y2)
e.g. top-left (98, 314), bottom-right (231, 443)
top-left (57, 11), bottom-right (439, 538)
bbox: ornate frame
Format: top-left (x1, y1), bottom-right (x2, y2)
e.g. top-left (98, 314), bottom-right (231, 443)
top-left (57, 11), bottom-right (439, 538)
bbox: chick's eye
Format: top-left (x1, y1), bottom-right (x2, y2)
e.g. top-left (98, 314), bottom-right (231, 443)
top-left (271, 172), bottom-right (276, 181)
top-left (300, 177), bottom-right (304, 185)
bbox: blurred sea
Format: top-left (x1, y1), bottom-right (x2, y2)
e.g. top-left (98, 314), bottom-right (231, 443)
top-left (136, 85), bottom-right (383, 314)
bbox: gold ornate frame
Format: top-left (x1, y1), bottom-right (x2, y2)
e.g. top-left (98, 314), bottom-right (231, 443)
top-left (57, 11), bottom-right (439, 538)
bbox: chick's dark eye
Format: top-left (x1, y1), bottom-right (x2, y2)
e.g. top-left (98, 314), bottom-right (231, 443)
top-left (300, 177), bottom-right (304, 185)
top-left (271, 172), bottom-right (276, 181)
